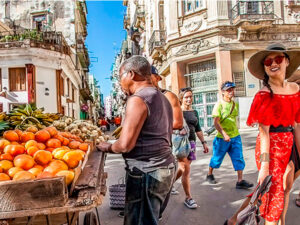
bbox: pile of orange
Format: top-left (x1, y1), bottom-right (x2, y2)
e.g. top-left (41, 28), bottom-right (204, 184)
top-left (0, 127), bottom-right (89, 185)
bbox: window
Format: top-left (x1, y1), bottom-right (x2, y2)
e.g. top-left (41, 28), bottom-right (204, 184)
top-left (32, 14), bottom-right (46, 32)
top-left (233, 72), bottom-right (246, 97)
top-left (183, 0), bottom-right (203, 15)
top-left (9, 68), bottom-right (26, 91)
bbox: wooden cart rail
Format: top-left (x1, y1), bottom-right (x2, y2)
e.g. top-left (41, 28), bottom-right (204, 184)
top-left (0, 150), bottom-right (107, 225)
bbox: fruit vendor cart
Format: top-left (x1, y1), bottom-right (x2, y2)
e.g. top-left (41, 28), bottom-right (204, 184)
top-left (0, 149), bottom-right (107, 225)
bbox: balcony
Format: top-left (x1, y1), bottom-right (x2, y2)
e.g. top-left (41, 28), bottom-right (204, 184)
top-left (148, 30), bottom-right (166, 56)
top-left (133, 5), bottom-right (145, 28)
top-left (231, 1), bottom-right (275, 26)
top-left (0, 29), bottom-right (70, 55)
top-left (77, 44), bottom-right (90, 70)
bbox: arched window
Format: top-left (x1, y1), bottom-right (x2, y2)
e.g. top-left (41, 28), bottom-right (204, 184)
top-left (183, 0), bottom-right (204, 15)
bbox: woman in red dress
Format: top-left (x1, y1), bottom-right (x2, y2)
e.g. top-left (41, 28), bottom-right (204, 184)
top-left (226, 43), bottom-right (300, 225)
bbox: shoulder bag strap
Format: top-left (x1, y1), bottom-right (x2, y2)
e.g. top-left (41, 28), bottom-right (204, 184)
top-left (220, 101), bottom-right (235, 123)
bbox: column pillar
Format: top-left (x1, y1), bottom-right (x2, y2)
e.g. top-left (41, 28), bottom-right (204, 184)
top-left (215, 51), bottom-right (232, 94)
top-left (170, 61), bottom-right (186, 95)
top-left (25, 64), bottom-right (36, 104)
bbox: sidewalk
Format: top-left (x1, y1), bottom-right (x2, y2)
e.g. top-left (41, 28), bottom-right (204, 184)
top-left (97, 130), bottom-right (300, 225)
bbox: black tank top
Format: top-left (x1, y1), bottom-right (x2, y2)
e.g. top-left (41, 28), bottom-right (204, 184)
top-left (122, 87), bottom-right (175, 172)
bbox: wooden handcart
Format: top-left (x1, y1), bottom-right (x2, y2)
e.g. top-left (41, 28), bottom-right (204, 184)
top-left (0, 149), bottom-right (107, 225)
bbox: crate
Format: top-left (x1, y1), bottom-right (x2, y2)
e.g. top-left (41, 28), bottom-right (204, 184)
top-left (0, 176), bottom-right (67, 212)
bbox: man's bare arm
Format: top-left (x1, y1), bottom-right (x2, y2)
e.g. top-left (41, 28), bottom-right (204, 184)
top-left (164, 91), bottom-right (183, 130)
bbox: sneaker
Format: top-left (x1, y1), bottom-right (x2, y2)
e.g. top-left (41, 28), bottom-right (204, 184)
top-left (236, 180), bottom-right (254, 189)
top-left (118, 211), bottom-right (124, 218)
top-left (171, 186), bottom-right (179, 195)
top-left (184, 198), bottom-right (197, 209)
top-left (206, 174), bottom-right (217, 184)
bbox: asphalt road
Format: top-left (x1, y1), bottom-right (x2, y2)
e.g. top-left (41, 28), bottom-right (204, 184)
top-left (95, 129), bottom-right (300, 225)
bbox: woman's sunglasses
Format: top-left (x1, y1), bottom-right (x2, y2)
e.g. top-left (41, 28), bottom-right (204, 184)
top-left (263, 55), bottom-right (285, 67)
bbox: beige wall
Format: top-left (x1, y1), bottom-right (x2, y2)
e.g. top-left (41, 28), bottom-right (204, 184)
top-left (244, 50), bottom-right (261, 97)
top-left (216, 51), bottom-right (233, 93)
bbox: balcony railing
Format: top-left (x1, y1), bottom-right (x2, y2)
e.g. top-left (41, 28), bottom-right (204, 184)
top-left (231, 1), bottom-right (274, 24)
top-left (148, 30), bottom-right (166, 55)
top-left (0, 29), bottom-right (70, 55)
top-left (184, 69), bottom-right (218, 92)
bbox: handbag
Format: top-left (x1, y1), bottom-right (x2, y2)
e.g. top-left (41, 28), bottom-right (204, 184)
top-left (172, 118), bottom-right (191, 159)
top-left (236, 175), bottom-right (272, 225)
top-left (205, 101), bottom-right (235, 136)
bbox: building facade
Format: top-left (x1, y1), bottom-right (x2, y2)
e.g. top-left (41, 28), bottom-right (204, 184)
top-left (123, 0), bottom-right (300, 129)
top-left (0, 0), bottom-right (90, 119)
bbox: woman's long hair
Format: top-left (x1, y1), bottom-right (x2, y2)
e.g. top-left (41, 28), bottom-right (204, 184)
top-left (263, 73), bottom-right (274, 97)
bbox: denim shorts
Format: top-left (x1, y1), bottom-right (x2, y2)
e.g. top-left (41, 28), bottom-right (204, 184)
top-left (209, 135), bottom-right (245, 171)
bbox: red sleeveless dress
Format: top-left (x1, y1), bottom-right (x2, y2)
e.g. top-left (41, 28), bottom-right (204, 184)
top-left (247, 91), bottom-right (300, 221)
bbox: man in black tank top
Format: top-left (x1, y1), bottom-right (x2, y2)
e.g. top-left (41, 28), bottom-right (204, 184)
top-left (97, 56), bottom-right (176, 225)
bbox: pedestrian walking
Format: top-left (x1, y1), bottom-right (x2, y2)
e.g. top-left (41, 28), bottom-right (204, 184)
top-left (169, 87), bottom-right (209, 209)
top-left (97, 55), bottom-right (176, 225)
top-left (225, 43), bottom-right (300, 225)
top-left (206, 81), bottom-right (253, 189)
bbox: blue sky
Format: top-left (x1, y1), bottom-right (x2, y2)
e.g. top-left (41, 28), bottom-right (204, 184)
top-left (86, 1), bottom-right (126, 97)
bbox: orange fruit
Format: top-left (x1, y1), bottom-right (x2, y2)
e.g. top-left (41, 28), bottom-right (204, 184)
top-left (33, 150), bottom-right (53, 165)
top-left (14, 129), bottom-right (23, 137)
top-left (62, 151), bottom-right (84, 169)
top-left (37, 171), bottom-right (54, 179)
top-left (56, 170), bottom-right (74, 185)
top-left (45, 127), bottom-right (58, 137)
top-left (26, 146), bottom-right (40, 157)
top-left (4, 144), bottom-right (25, 156)
top-left (0, 153), bottom-right (13, 161)
top-left (28, 167), bottom-right (43, 177)
top-left (68, 141), bottom-right (81, 149)
top-left (25, 140), bottom-right (38, 150)
top-left (20, 132), bottom-right (35, 143)
top-left (53, 149), bottom-right (70, 160)
top-left (25, 126), bottom-right (38, 133)
top-left (33, 164), bottom-right (44, 170)
top-left (46, 138), bottom-right (61, 148)
top-left (35, 130), bottom-right (51, 143)
top-left (0, 139), bottom-right (10, 152)
top-left (37, 143), bottom-right (46, 150)
top-left (78, 143), bottom-right (89, 152)
top-left (62, 137), bottom-right (70, 146)
top-left (13, 154), bottom-right (35, 170)
top-left (0, 160), bottom-right (14, 172)
top-left (53, 134), bottom-right (64, 143)
top-left (0, 172), bottom-right (10, 181)
top-left (3, 131), bottom-right (19, 142)
top-left (7, 167), bottom-right (24, 178)
top-left (13, 171), bottom-right (35, 181)
top-left (44, 160), bottom-right (68, 175)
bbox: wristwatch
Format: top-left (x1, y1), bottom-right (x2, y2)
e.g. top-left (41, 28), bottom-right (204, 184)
top-left (201, 141), bottom-right (207, 145)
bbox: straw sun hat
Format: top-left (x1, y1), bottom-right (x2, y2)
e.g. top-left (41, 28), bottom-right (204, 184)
top-left (247, 43), bottom-right (300, 80)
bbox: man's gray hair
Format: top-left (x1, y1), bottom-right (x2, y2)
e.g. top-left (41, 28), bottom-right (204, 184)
top-left (119, 55), bottom-right (151, 77)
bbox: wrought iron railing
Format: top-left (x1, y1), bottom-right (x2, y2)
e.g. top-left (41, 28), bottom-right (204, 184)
top-left (148, 30), bottom-right (166, 55)
top-left (231, 0), bottom-right (274, 23)
top-left (233, 72), bottom-right (246, 97)
top-left (184, 69), bottom-right (218, 92)
top-left (0, 29), bottom-right (70, 55)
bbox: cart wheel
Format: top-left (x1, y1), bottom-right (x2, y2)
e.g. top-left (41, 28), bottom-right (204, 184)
top-left (83, 212), bottom-right (98, 225)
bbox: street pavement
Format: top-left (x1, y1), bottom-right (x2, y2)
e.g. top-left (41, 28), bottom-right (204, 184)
top-left (96, 129), bottom-right (300, 225)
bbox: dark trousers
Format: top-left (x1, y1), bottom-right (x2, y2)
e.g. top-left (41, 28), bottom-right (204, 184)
top-left (124, 166), bottom-right (175, 225)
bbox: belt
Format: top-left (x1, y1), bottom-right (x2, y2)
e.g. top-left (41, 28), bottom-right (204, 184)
top-left (269, 125), bottom-right (293, 133)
